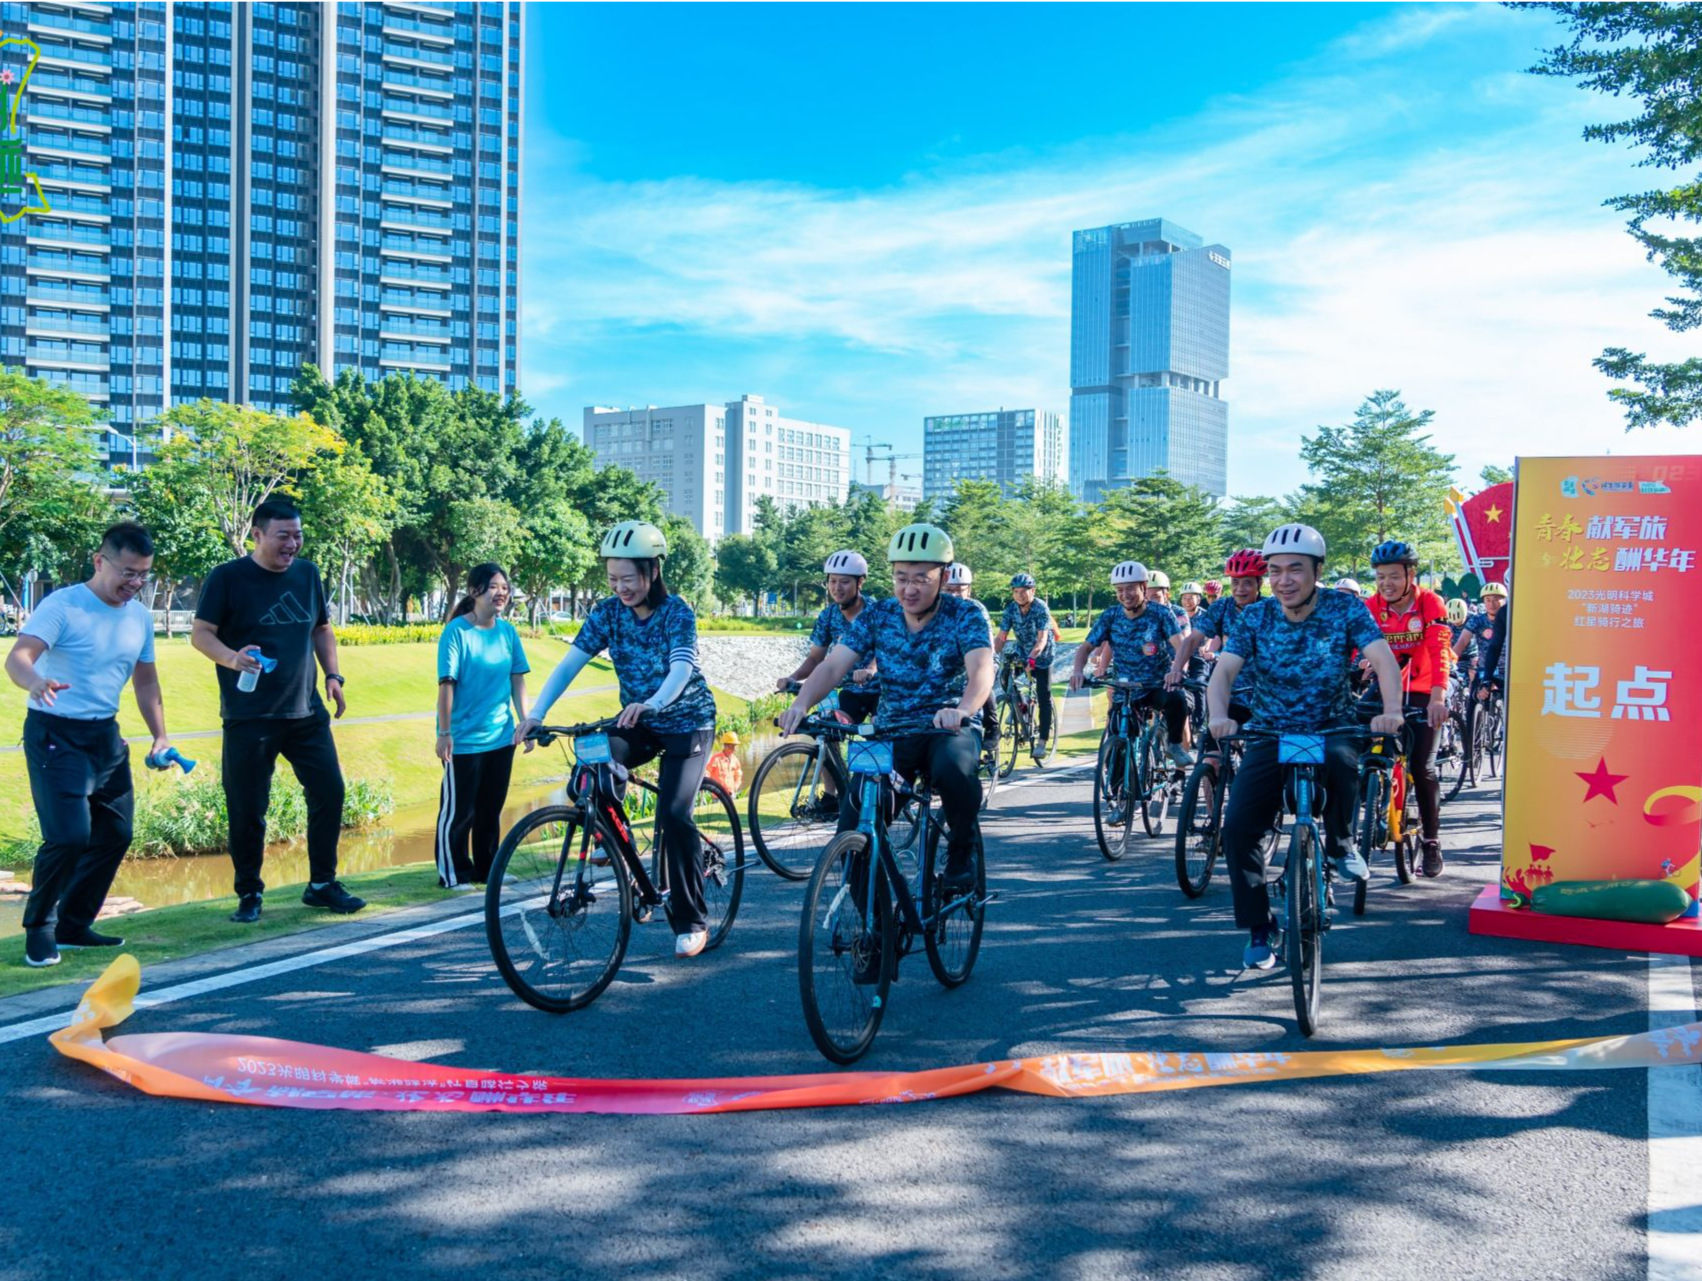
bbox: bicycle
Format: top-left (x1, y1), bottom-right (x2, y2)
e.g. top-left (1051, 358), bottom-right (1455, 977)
top-left (747, 691), bottom-right (928, 880)
top-left (1349, 706), bottom-right (1430, 916)
top-left (993, 647), bottom-right (1057, 778)
top-left (1465, 679), bottom-right (1505, 785)
top-left (1436, 673), bottom-right (1471, 802)
top-left (1227, 725), bottom-right (1362, 1037)
top-left (1086, 674), bottom-right (1185, 857)
top-left (1175, 731), bottom-right (1282, 898)
top-left (485, 717), bottom-right (746, 1014)
top-left (797, 729), bottom-right (994, 1063)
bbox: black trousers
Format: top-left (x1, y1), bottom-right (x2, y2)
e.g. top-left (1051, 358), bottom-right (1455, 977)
top-left (1201, 699), bottom-right (1255, 755)
top-left (838, 689), bottom-right (879, 724)
top-left (1129, 686), bottom-right (1188, 743)
top-left (1221, 736), bottom-right (1361, 930)
top-left (1033, 664), bottom-right (1054, 743)
top-left (434, 744), bottom-right (515, 887)
top-left (607, 724), bottom-right (713, 934)
top-left (836, 726), bottom-right (983, 856)
top-left (222, 710), bottom-right (345, 898)
top-left (21, 711), bottom-right (133, 934)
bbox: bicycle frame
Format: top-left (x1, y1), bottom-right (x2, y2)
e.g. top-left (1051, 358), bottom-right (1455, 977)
top-left (846, 740), bottom-right (964, 945)
top-left (560, 738), bottom-right (667, 911)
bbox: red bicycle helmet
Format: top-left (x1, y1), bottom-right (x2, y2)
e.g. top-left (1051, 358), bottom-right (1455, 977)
top-left (1225, 548), bottom-right (1267, 578)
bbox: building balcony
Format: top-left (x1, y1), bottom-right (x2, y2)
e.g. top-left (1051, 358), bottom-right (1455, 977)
top-left (378, 263), bottom-right (452, 285)
top-left (24, 101), bottom-right (111, 130)
top-left (378, 322), bottom-right (451, 341)
top-left (381, 40), bottom-right (454, 68)
top-left (25, 225), bottom-right (110, 250)
top-left (381, 13), bottom-right (455, 43)
top-left (379, 355), bottom-right (452, 373)
top-left (28, 70), bottom-right (114, 100)
top-left (26, 133), bottom-right (112, 162)
top-left (380, 69), bottom-right (454, 99)
top-left (27, 318), bottom-right (110, 339)
top-left (381, 96), bottom-right (454, 124)
top-left (380, 209), bottom-right (453, 233)
top-left (28, 13), bottom-right (114, 42)
top-left (381, 124), bottom-right (454, 152)
top-left (27, 345), bottom-right (110, 370)
top-left (33, 371), bottom-right (109, 399)
top-left (381, 152), bottom-right (453, 177)
top-left (379, 179), bottom-right (452, 206)
top-left (32, 162), bottom-right (112, 190)
top-left (26, 255), bottom-right (111, 280)
top-left (31, 42), bottom-right (112, 74)
top-left (27, 285), bottom-right (109, 309)
top-left (381, 234), bottom-right (452, 259)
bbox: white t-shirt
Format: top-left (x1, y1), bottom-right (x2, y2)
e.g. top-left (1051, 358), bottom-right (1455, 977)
top-left (20, 583), bottom-right (156, 720)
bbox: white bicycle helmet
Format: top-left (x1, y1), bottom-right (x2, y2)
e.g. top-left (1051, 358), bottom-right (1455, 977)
top-left (1147, 570), bottom-right (1171, 590)
top-left (1262, 523), bottom-right (1327, 560)
top-left (600, 521), bottom-right (668, 559)
top-left (947, 563), bottom-right (974, 586)
top-left (823, 550), bottom-right (869, 577)
top-left (1334, 577), bottom-right (1361, 594)
top-left (1111, 560), bottom-right (1149, 585)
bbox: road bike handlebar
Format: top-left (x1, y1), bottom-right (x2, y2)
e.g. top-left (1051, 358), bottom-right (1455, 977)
top-left (526, 714), bottom-right (625, 746)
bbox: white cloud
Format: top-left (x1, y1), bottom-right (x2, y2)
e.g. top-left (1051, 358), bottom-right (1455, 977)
top-left (520, 9), bottom-right (1702, 493)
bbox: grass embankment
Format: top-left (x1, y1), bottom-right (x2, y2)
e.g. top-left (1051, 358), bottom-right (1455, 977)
top-left (0, 860), bottom-right (460, 1000)
top-left (0, 636), bottom-right (762, 859)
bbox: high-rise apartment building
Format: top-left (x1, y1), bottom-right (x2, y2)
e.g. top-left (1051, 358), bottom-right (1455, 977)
top-left (583, 394), bottom-right (853, 541)
top-left (1069, 218), bottom-right (1229, 501)
top-left (0, 0), bottom-right (521, 467)
top-left (922, 407), bottom-right (1066, 502)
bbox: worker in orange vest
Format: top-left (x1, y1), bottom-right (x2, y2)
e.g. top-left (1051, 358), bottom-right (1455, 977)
top-left (706, 730), bottom-right (744, 796)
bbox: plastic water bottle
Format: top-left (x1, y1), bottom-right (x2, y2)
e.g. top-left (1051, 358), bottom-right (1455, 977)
top-left (236, 651), bottom-right (278, 693)
top-left (145, 747), bottom-right (197, 773)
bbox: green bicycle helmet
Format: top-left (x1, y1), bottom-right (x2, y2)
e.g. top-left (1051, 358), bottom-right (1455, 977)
top-left (887, 522), bottom-right (955, 564)
top-left (600, 520), bottom-right (668, 559)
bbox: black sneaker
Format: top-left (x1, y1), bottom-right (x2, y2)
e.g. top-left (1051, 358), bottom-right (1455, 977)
top-left (301, 881), bottom-right (366, 913)
top-left (24, 927), bottom-right (59, 968)
top-left (1421, 841), bottom-right (1445, 878)
top-left (55, 925), bottom-right (125, 949)
top-left (804, 794), bottom-right (840, 822)
top-left (940, 849), bottom-right (977, 895)
top-left (229, 894), bottom-right (263, 924)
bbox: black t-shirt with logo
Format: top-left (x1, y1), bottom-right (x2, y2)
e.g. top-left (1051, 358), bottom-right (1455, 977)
top-left (195, 556), bottom-right (330, 720)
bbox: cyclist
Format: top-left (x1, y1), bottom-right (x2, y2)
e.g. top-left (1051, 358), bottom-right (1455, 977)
top-left (1206, 524), bottom-right (1404, 970)
top-left (1456, 582), bottom-right (1507, 691)
top-left (779, 551), bottom-right (879, 721)
top-left (1334, 577), bottom-right (1362, 596)
top-left (994, 573), bottom-right (1056, 763)
top-left (516, 521), bottom-right (721, 959)
top-left (1179, 581), bottom-right (1207, 619)
top-left (1363, 540), bottom-right (1451, 877)
top-left (1149, 570), bottom-right (1202, 743)
top-left (778, 523), bottom-right (992, 892)
top-left (1175, 549), bottom-right (1265, 763)
top-left (1068, 561), bottom-right (1191, 769)
top-left (944, 563), bottom-right (1000, 750)
top-left (1446, 597), bottom-right (1476, 685)
top-left (1203, 579), bottom-right (1222, 602)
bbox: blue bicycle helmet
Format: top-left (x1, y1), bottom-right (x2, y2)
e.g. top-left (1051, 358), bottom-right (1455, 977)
top-left (1370, 540), bottom-right (1418, 567)
top-left (1010, 572), bottom-right (1036, 589)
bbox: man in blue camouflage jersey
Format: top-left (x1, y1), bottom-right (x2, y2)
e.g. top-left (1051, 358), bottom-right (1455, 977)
top-left (779, 550), bottom-right (880, 724)
top-left (994, 574), bottom-right (1056, 761)
top-left (1069, 560), bottom-right (1190, 768)
top-left (1206, 524), bottom-right (1405, 971)
top-left (779, 523), bottom-right (992, 891)
top-left (1173, 548), bottom-right (1267, 764)
top-left (1147, 570), bottom-right (1200, 746)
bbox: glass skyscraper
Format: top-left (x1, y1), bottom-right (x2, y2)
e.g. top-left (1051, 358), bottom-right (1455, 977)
top-left (0, 0), bottom-right (521, 467)
top-left (1069, 218), bottom-right (1229, 501)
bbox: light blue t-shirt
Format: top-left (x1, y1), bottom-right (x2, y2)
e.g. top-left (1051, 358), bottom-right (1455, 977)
top-left (21, 583), bottom-right (156, 720)
top-left (438, 615), bottom-right (530, 752)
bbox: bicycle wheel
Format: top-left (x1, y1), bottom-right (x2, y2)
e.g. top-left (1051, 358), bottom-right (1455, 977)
top-left (978, 738), bottom-right (999, 809)
top-left (1394, 830), bottom-right (1417, 884)
top-left (486, 805), bottom-right (632, 1014)
top-left (1286, 822), bottom-right (1323, 1037)
top-left (1353, 768), bottom-right (1385, 918)
top-left (746, 741), bottom-right (836, 881)
top-left (1039, 683), bottom-right (1060, 760)
top-left (798, 832), bottom-right (892, 1064)
top-left (692, 777), bottom-right (746, 950)
top-left (1138, 723), bottom-right (1167, 838)
top-left (1175, 757), bottom-right (1223, 897)
top-left (1483, 704), bottom-right (1504, 778)
top-left (1436, 713), bottom-right (1467, 803)
top-left (922, 820), bottom-right (986, 987)
top-left (1092, 729), bottom-right (1136, 861)
top-left (996, 699), bottom-right (1020, 780)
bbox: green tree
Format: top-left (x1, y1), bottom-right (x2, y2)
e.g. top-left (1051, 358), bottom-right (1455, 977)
top-left (298, 441), bottom-right (398, 624)
top-left (154, 399), bottom-right (342, 555)
top-left (1297, 390), bottom-right (1458, 574)
top-left (508, 418), bottom-right (597, 624)
top-left (0, 370), bottom-right (105, 593)
top-left (1094, 473), bottom-right (1223, 583)
top-left (1479, 463), bottom-right (1513, 487)
top-left (713, 534), bottom-right (777, 613)
top-left (128, 452), bottom-right (227, 636)
top-left (662, 515), bottom-right (714, 608)
top-left (939, 479), bottom-right (1013, 582)
top-left (1527, 3), bottom-right (1702, 427)
top-left (1218, 495), bottom-right (1288, 558)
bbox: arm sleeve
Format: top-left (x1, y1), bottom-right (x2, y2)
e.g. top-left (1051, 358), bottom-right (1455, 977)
top-left (193, 564), bottom-right (229, 625)
top-left (531, 645), bottom-right (593, 721)
top-left (644, 658), bottom-right (695, 710)
top-left (664, 599), bottom-right (701, 672)
top-left (18, 591), bottom-right (65, 647)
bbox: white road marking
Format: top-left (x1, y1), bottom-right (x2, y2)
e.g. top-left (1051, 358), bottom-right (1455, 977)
top-left (1647, 952), bottom-right (1702, 1281)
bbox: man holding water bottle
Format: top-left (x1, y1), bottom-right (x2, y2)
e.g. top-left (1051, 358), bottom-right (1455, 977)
top-left (192, 499), bottom-right (364, 923)
top-left (6, 523), bottom-right (176, 967)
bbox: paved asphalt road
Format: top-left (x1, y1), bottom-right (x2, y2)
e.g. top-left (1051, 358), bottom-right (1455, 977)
top-left (1, 759), bottom-right (1693, 1281)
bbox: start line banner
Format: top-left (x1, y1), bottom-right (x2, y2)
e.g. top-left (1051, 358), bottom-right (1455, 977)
top-left (49, 957), bottom-right (1702, 1115)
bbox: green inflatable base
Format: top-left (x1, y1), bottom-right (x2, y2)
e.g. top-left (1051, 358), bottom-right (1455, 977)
top-left (1531, 879), bottom-right (1691, 926)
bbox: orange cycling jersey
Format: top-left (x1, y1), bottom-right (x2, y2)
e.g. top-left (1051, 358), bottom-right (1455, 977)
top-left (1370, 587), bottom-right (1449, 694)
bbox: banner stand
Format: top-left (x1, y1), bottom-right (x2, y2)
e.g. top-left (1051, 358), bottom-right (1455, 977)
top-left (1468, 886), bottom-right (1702, 956)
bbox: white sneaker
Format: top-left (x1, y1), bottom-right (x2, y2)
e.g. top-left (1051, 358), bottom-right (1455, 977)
top-left (674, 930), bottom-right (708, 958)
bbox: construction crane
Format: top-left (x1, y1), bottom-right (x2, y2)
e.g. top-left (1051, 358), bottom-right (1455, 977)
top-left (860, 439), bottom-right (924, 489)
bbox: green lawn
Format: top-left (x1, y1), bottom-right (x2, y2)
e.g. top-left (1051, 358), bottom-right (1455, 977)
top-left (0, 859), bottom-right (460, 999)
top-left (0, 637), bottom-right (754, 847)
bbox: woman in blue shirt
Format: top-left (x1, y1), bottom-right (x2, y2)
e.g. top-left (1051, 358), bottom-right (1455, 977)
top-left (435, 563), bottom-right (530, 888)
top-left (516, 522), bottom-right (721, 958)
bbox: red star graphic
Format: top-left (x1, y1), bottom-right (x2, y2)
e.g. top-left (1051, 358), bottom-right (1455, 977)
top-left (1576, 757), bottom-right (1628, 804)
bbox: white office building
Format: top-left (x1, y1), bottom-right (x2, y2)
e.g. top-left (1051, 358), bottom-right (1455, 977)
top-left (582, 394), bottom-right (853, 540)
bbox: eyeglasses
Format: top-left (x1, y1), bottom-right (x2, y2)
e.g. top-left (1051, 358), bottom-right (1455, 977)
top-left (116, 568), bottom-right (153, 584)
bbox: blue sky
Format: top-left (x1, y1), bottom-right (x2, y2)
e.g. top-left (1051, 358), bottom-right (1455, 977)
top-left (518, 2), bottom-right (1702, 498)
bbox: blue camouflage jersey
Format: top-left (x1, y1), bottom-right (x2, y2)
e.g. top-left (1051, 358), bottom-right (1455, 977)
top-left (1167, 603), bottom-right (1205, 680)
top-left (840, 593), bottom-right (991, 735)
top-left (1195, 595), bottom-right (1258, 702)
top-left (1224, 589), bottom-right (1385, 732)
top-left (572, 593), bottom-right (717, 734)
top-left (809, 595), bottom-right (879, 694)
top-left (1085, 603), bottom-right (1179, 688)
top-left (1462, 610), bottom-right (1506, 678)
top-left (999, 598), bottom-right (1056, 667)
